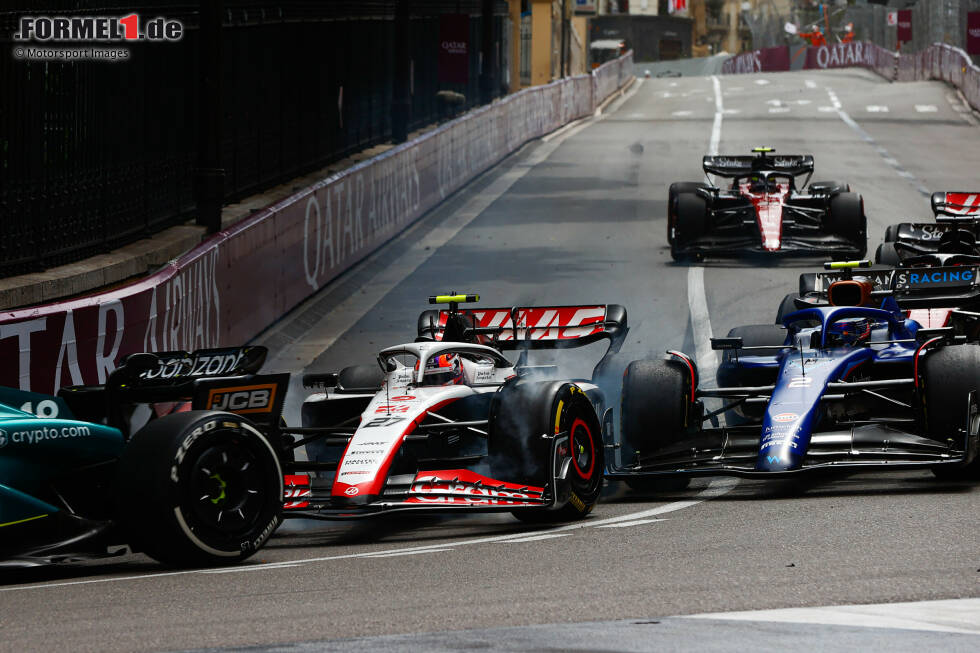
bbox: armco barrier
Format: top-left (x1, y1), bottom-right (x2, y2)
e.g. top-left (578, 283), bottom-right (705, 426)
top-left (0, 53), bottom-right (633, 394)
top-left (722, 46), bottom-right (790, 74)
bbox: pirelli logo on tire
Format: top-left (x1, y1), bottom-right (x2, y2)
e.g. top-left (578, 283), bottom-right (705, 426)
top-left (206, 383), bottom-right (278, 414)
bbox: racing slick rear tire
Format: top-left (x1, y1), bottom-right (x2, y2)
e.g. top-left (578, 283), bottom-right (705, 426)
top-left (717, 325), bottom-right (788, 425)
top-left (775, 293), bottom-right (801, 324)
top-left (489, 382), bottom-right (603, 522)
top-left (923, 347), bottom-right (980, 480)
top-left (874, 242), bottom-right (901, 266)
top-left (621, 359), bottom-right (692, 458)
top-left (668, 182), bottom-right (708, 245)
top-left (336, 364), bottom-right (384, 393)
top-left (671, 192), bottom-right (708, 262)
top-left (828, 192), bottom-right (867, 258)
top-left (118, 411), bottom-right (283, 566)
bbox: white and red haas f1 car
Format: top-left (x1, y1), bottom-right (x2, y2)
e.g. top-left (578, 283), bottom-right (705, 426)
top-left (668, 147), bottom-right (866, 261)
top-left (283, 294), bottom-right (628, 522)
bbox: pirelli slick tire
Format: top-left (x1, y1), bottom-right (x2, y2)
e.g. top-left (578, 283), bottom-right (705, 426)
top-left (336, 364), bottom-right (384, 393)
top-left (490, 382), bottom-right (603, 522)
top-left (775, 294), bottom-right (819, 329)
top-left (775, 293), bottom-right (801, 324)
top-left (118, 411), bottom-right (283, 566)
top-left (883, 224), bottom-right (900, 243)
top-left (923, 347), bottom-right (980, 481)
top-left (668, 182), bottom-right (708, 245)
top-left (671, 192), bottom-right (708, 262)
top-left (828, 192), bottom-right (867, 258)
top-left (621, 359), bottom-right (691, 457)
top-left (875, 241), bottom-right (901, 267)
top-left (717, 325), bottom-right (787, 425)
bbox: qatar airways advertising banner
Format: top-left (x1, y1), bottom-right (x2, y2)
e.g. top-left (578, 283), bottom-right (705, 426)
top-left (897, 10), bottom-right (912, 43)
top-left (968, 12), bottom-right (980, 55)
top-left (438, 14), bottom-right (469, 84)
top-left (722, 46), bottom-right (790, 74)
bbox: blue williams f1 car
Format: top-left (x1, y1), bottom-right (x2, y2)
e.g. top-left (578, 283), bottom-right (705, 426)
top-left (610, 267), bottom-right (980, 483)
top-left (0, 347), bottom-right (284, 567)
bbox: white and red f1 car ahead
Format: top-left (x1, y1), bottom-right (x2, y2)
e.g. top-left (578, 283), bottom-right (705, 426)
top-left (668, 147), bottom-right (866, 261)
top-left (282, 294), bottom-right (628, 522)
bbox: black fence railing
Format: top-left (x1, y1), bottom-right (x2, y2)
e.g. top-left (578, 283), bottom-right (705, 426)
top-left (0, 1), bottom-right (507, 279)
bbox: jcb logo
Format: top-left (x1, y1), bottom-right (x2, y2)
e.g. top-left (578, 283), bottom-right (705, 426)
top-left (207, 383), bottom-right (277, 414)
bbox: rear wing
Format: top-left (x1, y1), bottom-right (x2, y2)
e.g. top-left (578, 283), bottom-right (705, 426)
top-left (932, 192), bottom-right (980, 221)
top-left (57, 346), bottom-right (288, 433)
top-left (135, 346), bottom-right (268, 383)
top-left (418, 304), bottom-right (628, 351)
top-left (801, 265), bottom-right (980, 308)
top-left (805, 269), bottom-right (895, 295)
top-left (702, 154), bottom-right (814, 178)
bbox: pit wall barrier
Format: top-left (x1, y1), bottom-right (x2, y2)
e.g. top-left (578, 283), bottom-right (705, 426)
top-left (0, 52), bottom-right (633, 394)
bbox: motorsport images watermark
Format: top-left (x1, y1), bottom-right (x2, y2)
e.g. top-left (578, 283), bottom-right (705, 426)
top-left (11, 14), bottom-right (183, 62)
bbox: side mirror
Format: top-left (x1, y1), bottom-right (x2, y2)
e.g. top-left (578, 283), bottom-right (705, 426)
top-left (710, 337), bottom-right (743, 351)
top-left (302, 373), bottom-right (338, 389)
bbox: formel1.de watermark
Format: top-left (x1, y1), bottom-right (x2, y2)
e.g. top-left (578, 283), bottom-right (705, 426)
top-left (11, 14), bottom-right (183, 62)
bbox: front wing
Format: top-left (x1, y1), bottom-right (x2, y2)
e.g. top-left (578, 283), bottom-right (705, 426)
top-left (283, 469), bottom-right (551, 519)
top-left (607, 420), bottom-right (974, 479)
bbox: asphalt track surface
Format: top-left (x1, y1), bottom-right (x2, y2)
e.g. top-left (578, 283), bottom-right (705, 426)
top-left (2, 68), bottom-right (979, 652)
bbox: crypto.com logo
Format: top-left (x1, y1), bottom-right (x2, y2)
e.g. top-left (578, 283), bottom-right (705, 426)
top-left (0, 429), bottom-right (7, 448)
top-left (13, 14), bottom-right (183, 42)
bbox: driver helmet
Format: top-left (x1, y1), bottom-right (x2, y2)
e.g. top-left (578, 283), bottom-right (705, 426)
top-left (749, 174), bottom-right (775, 193)
top-left (825, 317), bottom-right (873, 348)
top-left (419, 353), bottom-right (464, 386)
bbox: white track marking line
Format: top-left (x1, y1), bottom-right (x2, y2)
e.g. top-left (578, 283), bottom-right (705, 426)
top-left (1, 478), bottom-right (739, 593)
top-left (754, 79), bottom-right (770, 85)
top-left (692, 77), bottom-right (724, 383)
top-left (768, 107), bottom-right (790, 114)
top-left (805, 79), bottom-right (817, 89)
top-left (260, 80), bottom-right (642, 371)
top-left (597, 518), bottom-right (666, 528)
top-left (359, 549), bottom-right (453, 558)
top-left (826, 89), bottom-right (930, 198)
top-left (915, 105), bottom-right (937, 113)
top-left (500, 534), bottom-right (571, 543)
top-left (684, 598), bottom-right (980, 636)
top-left (688, 266), bottom-right (718, 380)
top-left (672, 110), bottom-right (693, 117)
top-left (709, 75), bottom-right (722, 156)
top-left (946, 90), bottom-right (980, 126)
top-left (866, 105), bottom-right (889, 113)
